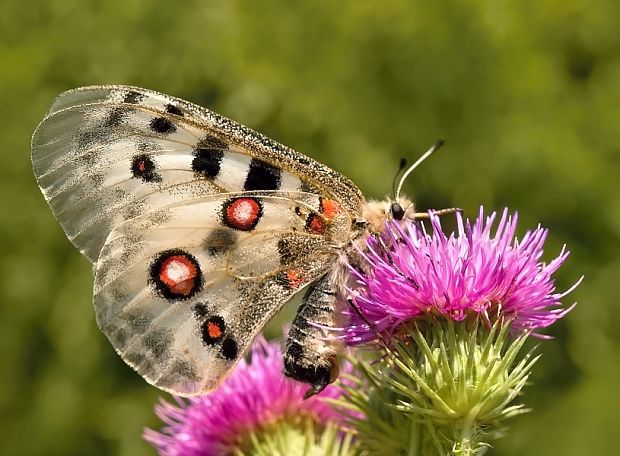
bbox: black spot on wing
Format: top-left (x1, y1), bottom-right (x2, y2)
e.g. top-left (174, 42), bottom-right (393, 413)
top-left (221, 337), bottom-right (238, 360)
top-left (192, 148), bottom-right (224, 179)
top-left (244, 158), bottom-right (282, 191)
top-left (123, 90), bottom-right (144, 104)
top-left (165, 103), bottom-right (184, 116)
top-left (131, 153), bottom-right (162, 183)
top-left (192, 302), bottom-right (210, 319)
top-left (104, 107), bottom-right (128, 127)
top-left (198, 135), bottom-right (229, 150)
top-left (150, 116), bottom-right (176, 135)
top-left (192, 136), bottom-right (228, 179)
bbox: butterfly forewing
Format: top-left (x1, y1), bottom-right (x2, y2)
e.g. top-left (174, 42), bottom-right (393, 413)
top-left (33, 101), bottom-right (313, 261)
top-left (33, 85), bottom-right (363, 259)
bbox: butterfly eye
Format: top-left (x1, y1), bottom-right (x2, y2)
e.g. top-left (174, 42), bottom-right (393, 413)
top-left (353, 218), bottom-right (368, 229)
top-left (390, 202), bottom-right (405, 220)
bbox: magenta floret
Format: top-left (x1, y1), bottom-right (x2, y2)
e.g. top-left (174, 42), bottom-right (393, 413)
top-left (341, 208), bottom-right (580, 345)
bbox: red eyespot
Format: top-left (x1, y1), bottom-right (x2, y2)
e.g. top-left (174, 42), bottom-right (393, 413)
top-left (222, 197), bottom-right (263, 231)
top-left (150, 250), bottom-right (202, 300)
top-left (159, 255), bottom-right (198, 295)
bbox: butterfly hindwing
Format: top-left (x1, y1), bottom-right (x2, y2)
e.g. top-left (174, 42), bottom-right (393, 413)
top-left (93, 192), bottom-right (341, 395)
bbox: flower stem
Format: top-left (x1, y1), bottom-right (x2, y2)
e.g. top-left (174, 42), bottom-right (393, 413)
top-left (453, 418), bottom-right (478, 455)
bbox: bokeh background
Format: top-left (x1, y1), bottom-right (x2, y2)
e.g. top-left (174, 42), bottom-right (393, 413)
top-left (2, 0), bottom-right (619, 454)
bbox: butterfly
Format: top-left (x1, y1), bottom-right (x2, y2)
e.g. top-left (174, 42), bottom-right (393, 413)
top-left (31, 85), bottom-right (446, 397)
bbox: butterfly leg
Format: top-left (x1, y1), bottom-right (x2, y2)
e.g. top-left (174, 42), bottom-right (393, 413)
top-left (284, 272), bottom-right (339, 399)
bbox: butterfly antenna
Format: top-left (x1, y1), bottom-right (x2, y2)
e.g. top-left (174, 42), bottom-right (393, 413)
top-left (391, 158), bottom-right (408, 200)
top-left (395, 139), bottom-right (445, 200)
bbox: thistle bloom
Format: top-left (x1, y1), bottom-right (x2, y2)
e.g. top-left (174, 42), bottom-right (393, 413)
top-left (343, 207), bottom-right (580, 344)
top-left (334, 208), bottom-right (581, 454)
top-left (144, 336), bottom-right (349, 456)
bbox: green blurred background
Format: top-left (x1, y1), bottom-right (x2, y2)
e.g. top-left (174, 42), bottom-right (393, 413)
top-left (2, 0), bottom-right (619, 454)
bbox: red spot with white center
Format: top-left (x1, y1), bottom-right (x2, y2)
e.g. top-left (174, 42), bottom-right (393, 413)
top-left (223, 197), bottom-right (263, 231)
top-left (159, 255), bottom-right (198, 296)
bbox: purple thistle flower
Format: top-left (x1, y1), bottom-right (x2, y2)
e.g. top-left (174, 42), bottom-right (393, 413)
top-left (144, 336), bottom-right (348, 456)
top-left (342, 207), bottom-right (581, 345)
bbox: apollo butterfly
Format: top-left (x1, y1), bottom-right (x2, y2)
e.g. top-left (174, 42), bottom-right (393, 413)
top-left (31, 85), bottom-right (448, 397)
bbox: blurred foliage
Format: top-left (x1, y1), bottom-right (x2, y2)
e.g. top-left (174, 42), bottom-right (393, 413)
top-left (1, 0), bottom-right (619, 454)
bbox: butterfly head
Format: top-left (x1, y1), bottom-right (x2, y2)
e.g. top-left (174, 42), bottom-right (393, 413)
top-left (357, 139), bottom-right (445, 233)
top-left (359, 196), bottom-right (416, 233)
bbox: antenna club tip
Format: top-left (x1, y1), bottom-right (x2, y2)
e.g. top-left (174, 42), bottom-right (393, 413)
top-left (435, 138), bottom-right (445, 148)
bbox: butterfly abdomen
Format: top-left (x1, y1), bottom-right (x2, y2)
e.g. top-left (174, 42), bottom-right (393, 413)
top-left (284, 272), bottom-right (341, 398)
